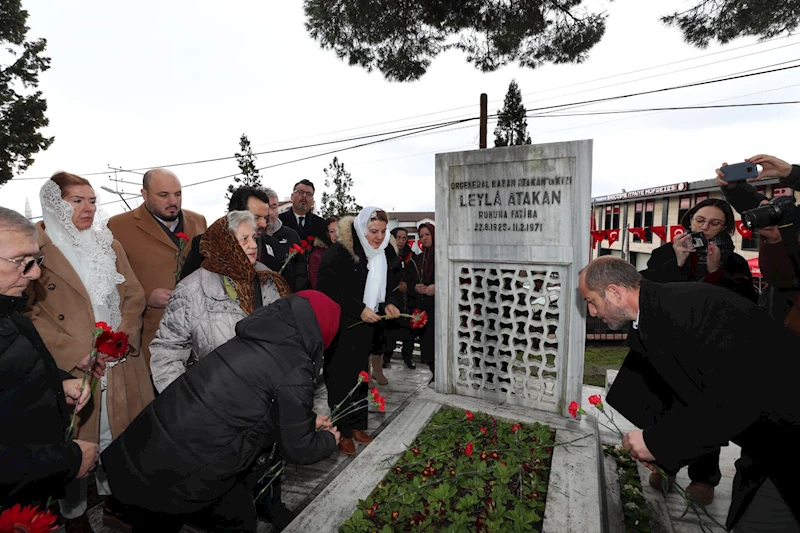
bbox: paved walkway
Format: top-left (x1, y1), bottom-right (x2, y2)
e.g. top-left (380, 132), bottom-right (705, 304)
top-left (56, 362), bottom-right (734, 532)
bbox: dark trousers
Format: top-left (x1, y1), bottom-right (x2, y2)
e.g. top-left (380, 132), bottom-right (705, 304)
top-left (324, 323), bottom-right (372, 439)
top-left (418, 295), bottom-right (435, 365)
top-left (663, 449), bottom-right (722, 486)
top-left (129, 483), bottom-right (257, 533)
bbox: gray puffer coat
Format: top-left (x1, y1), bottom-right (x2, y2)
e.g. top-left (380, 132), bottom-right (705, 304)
top-left (150, 264), bottom-right (281, 392)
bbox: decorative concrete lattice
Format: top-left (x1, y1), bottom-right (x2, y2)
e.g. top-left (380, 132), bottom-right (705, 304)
top-left (455, 264), bottom-right (565, 409)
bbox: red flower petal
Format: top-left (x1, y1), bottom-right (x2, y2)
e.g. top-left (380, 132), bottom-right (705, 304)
top-left (588, 394), bottom-right (602, 406)
top-left (568, 401), bottom-right (580, 418)
top-left (0, 504), bottom-right (58, 533)
top-left (465, 410), bottom-right (474, 421)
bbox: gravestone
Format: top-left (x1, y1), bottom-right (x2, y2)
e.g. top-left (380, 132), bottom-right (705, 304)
top-left (434, 140), bottom-right (592, 416)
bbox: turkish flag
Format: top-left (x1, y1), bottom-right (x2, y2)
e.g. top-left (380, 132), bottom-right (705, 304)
top-left (735, 220), bottom-right (753, 239)
top-left (650, 225), bottom-right (668, 242)
top-left (669, 225), bottom-right (686, 241)
top-left (590, 230), bottom-right (606, 245)
top-left (627, 227), bottom-right (647, 240)
top-left (605, 229), bottom-right (620, 246)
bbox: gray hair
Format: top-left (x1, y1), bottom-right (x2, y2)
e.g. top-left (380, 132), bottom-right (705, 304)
top-left (0, 207), bottom-right (36, 237)
top-left (226, 210), bottom-right (256, 234)
top-left (580, 256), bottom-right (642, 297)
top-left (260, 186), bottom-right (278, 201)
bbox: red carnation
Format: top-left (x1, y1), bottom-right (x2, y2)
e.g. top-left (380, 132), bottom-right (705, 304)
top-left (465, 441), bottom-right (473, 456)
top-left (94, 321), bottom-right (112, 333)
top-left (301, 240), bottom-right (311, 251)
top-left (175, 232), bottom-right (190, 243)
top-left (96, 331), bottom-right (129, 359)
top-left (410, 309), bottom-right (428, 329)
top-left (378, 398), bottom-right (386, 412)
top-left (0, 504), bottom-right (58, 533)
top-left (480, 426), bottom-right (487, 435)
top-left (358, 370), bottom-right (369, 382)
top-left (465, 410), bottom-right (474, 421)
top-left (588, 394), bottom-right (602, 406)
top-left (568, 401), bottom-right (585, 419)
top-left (307, 236), bottom-right (315, 243)
top-left (511, 424), bottom-right (521, 433)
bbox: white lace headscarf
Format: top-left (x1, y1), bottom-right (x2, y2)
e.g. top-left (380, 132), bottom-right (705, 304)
top-left (40, 178), bottom-right (125, 329)
top-left (354, 206), bottom-right (390, 311)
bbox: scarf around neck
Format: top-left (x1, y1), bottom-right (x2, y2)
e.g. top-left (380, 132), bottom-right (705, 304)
top-left (354, 207), bottom-right (390, 311)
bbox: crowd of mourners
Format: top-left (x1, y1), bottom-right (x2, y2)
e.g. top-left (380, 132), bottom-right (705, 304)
top-left (3, 154), bottom-right (800, 533)
top-left (0, 169), bottom-right (436, 532)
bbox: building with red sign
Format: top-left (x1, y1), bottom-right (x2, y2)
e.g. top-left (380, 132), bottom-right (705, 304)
top-left (591, 176), bottom-right (798, 290)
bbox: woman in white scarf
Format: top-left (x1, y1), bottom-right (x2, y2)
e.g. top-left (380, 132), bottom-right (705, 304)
top-left (26, 172), bottom-right (152, 532)
top-left (317, 207), bottom-right (401, 455)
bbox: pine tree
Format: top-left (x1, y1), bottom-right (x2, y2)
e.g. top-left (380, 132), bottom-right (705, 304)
top-left (226, 134), bottom-right (263, 199)
top-left (0, 0), bottom-right (53, 187)
top-left (494, 80), bottom-right (531, 147)
top-left (320, 157), bottom-right (361, 218)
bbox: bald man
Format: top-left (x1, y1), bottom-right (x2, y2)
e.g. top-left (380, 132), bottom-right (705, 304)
top-left (108, 169), bottom-right (206, 369)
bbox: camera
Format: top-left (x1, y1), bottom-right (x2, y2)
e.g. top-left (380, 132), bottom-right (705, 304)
top-left (688, 231), bottom-right (707, 250)
top-left (741, 196), bottom-right (798, 230)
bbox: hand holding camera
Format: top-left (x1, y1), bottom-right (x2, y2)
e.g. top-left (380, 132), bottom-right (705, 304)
top-left (672, 232), bottom-right (695, 267)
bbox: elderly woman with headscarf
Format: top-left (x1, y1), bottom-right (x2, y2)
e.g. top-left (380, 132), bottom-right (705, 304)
top-left (407, 223), bottom-right (436, 386)
top-left (317, 207), bottom-right (401, 455)
top-left (149, 210), bottom-right (289, 393)
top-left (101, 291), bottom-right (342, 533)
top-left (25, 172), bottom-right (151, 532)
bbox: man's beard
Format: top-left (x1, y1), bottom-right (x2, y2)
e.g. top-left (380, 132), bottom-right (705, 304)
top-left (599, 301), bottom-right (630, 330)
top-left (147, 201), bottom-right (180, 222)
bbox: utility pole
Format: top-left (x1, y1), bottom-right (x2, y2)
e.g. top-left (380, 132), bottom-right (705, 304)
top-left (479, 93), bottom-right (487, 149)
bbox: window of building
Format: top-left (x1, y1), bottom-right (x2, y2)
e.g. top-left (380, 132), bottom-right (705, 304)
top-left (632, 201), bottom-right (643, 242)
top-left (741, 186), bottom-right (767, 250)
top-left (677, 195), bottom-right (692, 226)
top-left (695, 192), bottom-right (708, 205)
top-left (604, 205), bottom-right (612, 230)
top-left (612, 204), bottom-right (620, 229)
top-left (643, 200), bottom-right (655, 242)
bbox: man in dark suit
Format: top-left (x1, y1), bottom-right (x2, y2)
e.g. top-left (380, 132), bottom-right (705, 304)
top-left (278, 179), bottom-right (326, 241)
top-left (579, 256), bottom-right (799, 532)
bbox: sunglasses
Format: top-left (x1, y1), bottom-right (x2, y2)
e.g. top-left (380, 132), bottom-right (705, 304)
top-left (1, 255), bottom-right (45, 274)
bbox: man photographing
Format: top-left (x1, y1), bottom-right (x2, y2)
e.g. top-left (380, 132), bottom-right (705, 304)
top-left (579, 256), bottom-right (799, 532)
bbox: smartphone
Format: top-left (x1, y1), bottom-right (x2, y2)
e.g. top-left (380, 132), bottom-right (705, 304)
top-left (721, 162), bottom-right (759, 182)
top-left (689, 231), bottom-right (708, 250)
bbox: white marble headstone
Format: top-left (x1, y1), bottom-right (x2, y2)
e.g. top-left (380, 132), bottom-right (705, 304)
top-left (434, 140), bottom-right (592, 416)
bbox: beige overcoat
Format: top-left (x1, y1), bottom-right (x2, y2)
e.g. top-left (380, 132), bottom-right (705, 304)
top-left (25, 222), bottom-right (153, 442)
top-left (106, 204), bottom-right (207, 365)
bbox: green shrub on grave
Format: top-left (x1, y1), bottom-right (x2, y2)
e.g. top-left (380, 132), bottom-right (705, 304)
top-left (339, 407), bottom-right (555, 533)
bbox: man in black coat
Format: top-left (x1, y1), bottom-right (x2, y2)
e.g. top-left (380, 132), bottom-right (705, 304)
top-left (0, 207), bottom-right (98, 508)
top-left (580, 256), bottom-right (800, 532)
top-left (101, 292), bottom-right (341, 532)
top-left (278, 179), bottom-right (326, 241)
top-left (264, 188), bottom-right (308, 292)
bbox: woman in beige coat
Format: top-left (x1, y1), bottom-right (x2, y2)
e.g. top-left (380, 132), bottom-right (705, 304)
top-left (26, 172), bottom-right (153, 533)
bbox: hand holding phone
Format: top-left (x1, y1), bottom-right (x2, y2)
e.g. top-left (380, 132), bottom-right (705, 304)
top-left (720, 162), bottom-right (759, 182)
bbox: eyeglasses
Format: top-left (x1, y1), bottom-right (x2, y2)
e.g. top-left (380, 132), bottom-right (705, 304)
top-left (0, 255), bottom-right (44, 274)
top-left (293, 190), bottom-right (314, 198)
top-left (691, 216), bottom-right (724, 229)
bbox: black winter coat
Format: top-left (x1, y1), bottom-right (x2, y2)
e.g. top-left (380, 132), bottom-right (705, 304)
top-left (644, 242), bottom-right (758, 304)
top-left (0, 294), bottom-right (81, 506)
top-left (101, 295), bottom-right (337, 514)
top-left (607, 281), bottom-right (800, 530)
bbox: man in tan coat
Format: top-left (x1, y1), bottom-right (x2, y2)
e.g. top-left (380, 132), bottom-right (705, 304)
top-left (108, 169), bottom-right (207, 368)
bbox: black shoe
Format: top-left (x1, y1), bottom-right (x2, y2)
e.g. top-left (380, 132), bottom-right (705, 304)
top-left (404, 358), bottom-right (416, 369)
top-left (261, 501), bottom-right (296, 531)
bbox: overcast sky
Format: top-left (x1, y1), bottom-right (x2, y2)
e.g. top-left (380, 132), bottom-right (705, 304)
top-left (3, 0), bottom-right (799, 222)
